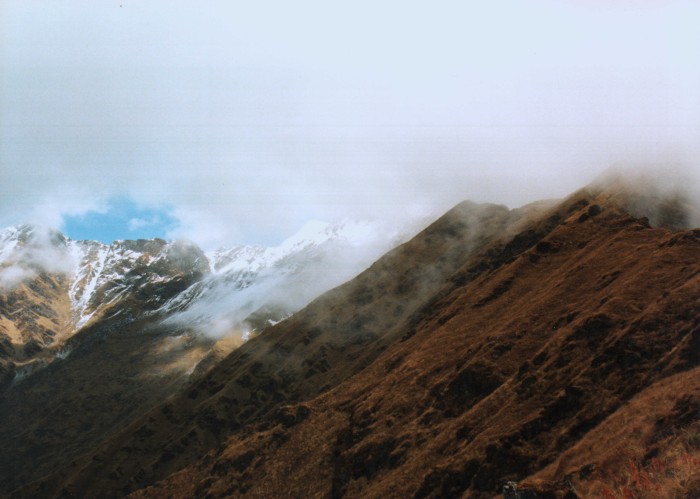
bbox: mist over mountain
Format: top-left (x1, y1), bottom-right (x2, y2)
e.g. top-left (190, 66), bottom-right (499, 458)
top-left (0, 216), bottom-right (422, 493)
top-left (0, 218), bottom-right (415, 386)
top-left (161, 219), bottom-right (413, 339)
top-left (2, 1), bottom-right (699, 498)
top-left (0, 176), bottom-right (697, 498)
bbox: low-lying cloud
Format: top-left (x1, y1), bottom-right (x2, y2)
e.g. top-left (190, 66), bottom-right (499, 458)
top-left (160, 219), bottom-right (416, 339)
top-left (594, 163), bottom-right (700, 229)
top-left (1, 2), bottom-right (698, 249)
top-left (0, 266), bottom-right (37, 291)
top-left (0, 226), bottom-right (77, 291)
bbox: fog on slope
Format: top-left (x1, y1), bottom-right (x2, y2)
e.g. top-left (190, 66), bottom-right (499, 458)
top-left (160, 219), bottom-right (416, 339)
top-left (593, 163), bottom-right (700, 230)
top-left (0, 216), bottom-right (420, 344)
top-left (0, 225), bottom-right (77, 291)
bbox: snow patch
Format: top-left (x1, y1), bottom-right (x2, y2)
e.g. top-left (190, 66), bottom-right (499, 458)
top-left (69, 242), bottom-right (109, 327)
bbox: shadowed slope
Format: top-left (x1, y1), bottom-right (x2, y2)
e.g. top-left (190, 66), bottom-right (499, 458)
top-left (0, 254), bottom-right (213, 493)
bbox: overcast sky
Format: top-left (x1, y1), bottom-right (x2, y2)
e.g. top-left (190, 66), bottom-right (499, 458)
top-left (1, 1), bottom-right (699, 248)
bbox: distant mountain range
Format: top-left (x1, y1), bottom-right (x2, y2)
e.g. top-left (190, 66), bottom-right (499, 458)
top-left (0, 219), bottom-right (410, 389)
top-left (1, 178), bottom-right (698, 498)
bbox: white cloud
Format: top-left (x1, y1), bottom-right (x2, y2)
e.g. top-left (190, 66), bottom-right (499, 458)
top-left (1, 1), bottom-right (699, 247)
top-left (127, 215), bottom-right (161, 232)
top-left (0, 265), bottom-right (36, 291)
top-left (127, 218), bottom-right (148, 232)
top-left (0, 226), bottom-right (79, 291)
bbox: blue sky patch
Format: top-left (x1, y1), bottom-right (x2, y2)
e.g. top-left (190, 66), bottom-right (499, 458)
top-left (62, 198), bottom-right (178, 244)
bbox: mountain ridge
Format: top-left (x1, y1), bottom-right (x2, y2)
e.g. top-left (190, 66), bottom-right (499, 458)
top-left (120, 185), bottom-right (698, 498)
top-left (13, 198), bottom-right (537, 497)
top-left (2, 179), bottom-right (699, 498)
top-left (21, 181), bottom-right (699, 499)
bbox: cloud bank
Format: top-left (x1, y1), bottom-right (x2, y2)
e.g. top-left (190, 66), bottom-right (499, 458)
top-left (1, 1), bottom-right (699, 248)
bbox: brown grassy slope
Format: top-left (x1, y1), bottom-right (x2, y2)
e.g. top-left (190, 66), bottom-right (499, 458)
top-left (525, 367), bottom-right (700, 498)
top-left (0, 272), bottom-right (73, 389)
top-left (21, 201), bottom-right (555, 497)
top-left (131, 192), bottom-right (700, 498)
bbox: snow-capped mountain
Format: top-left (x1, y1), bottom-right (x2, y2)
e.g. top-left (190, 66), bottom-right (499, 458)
top-left (0, 225), bottom-right (210, 387)
top-left (68, 238), bottom-right (209, 328)
top-left (0, 219), bottom-right (412, 388)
